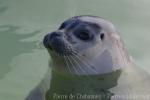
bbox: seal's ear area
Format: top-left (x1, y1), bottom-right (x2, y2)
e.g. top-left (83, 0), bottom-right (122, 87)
top-left (100, 33), bottom-right (105, 41)
top-left (111, 33), bottom-right (120, 38)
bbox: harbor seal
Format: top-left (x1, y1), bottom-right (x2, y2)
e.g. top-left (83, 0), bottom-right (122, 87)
top-left (26, 15), bottom-right (150, 100)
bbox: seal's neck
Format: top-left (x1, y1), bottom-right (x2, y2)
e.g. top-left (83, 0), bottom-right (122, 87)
top-left (46, 69), bottom-right (122, 100)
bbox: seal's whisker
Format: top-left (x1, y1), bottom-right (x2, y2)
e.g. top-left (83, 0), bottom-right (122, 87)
top-left (70, 54), bottom-right (97, 80)
top-left (70, 55), bottom-right (92, 74)
top-left (71, 52), bottom-right (98, 74)
top-left (68, 56), bottom-right (83, 74)
top-left (71, 50), bottom-right (98, 73)
top-left (70, 55), bottom-right (95, 79)
top-left (63, 56), bottom-right (72, 73)
top-left (69, 55), bottom-right (87, 74)
top-left (70, 55), bottom-right (100, 89)
top-left (66, 56), bottom-right (79, 74)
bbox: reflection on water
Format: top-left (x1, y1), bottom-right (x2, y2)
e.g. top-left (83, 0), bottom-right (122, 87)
top-left (0, 25), bottom-right (37, 78)
top-left (0, 23), bottom-right (49, 100)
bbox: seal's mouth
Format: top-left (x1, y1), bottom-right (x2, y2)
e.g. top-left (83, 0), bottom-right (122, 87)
top-left (43, 32), bottom-right (74, 56)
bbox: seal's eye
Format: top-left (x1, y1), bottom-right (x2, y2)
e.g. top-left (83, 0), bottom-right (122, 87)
top-left (74, 30), bottom-right (92, 41)
top-left (100, 33), bottom-right (105, 40)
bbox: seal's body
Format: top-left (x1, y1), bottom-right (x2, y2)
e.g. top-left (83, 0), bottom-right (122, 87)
top-left (26, 16), bottom-right (150, 100)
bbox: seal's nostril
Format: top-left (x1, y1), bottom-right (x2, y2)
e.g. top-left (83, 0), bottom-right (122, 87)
top-left (43, 32), bottom-right (62, 49)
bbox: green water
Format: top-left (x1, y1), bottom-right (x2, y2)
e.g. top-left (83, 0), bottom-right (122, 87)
top-left (0, 0), bottom-right (150, 100)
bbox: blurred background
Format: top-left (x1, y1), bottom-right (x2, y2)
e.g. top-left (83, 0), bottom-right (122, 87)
top-left (0, 0), bottom-right (150, 100)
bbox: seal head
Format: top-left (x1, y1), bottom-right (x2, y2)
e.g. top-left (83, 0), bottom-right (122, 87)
top-left (43, 15), bottom-right (129, 75)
